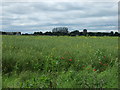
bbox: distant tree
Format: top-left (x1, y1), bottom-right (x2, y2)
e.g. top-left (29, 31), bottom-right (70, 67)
top-left (102, 32), bottom-right (110, 36)
top-left (44, 32), bottom-right (52, 36)
top-left (70, 30), bottom-right (79, 36)
top-left (114, 32), bottom-right (119, 36)
top-left (79, 32), bottom-right (84, 36)
top-left (34, 32), bottom-right (39, 35)
top-left (24, 33), bottom-right (29, 35)
top-left (2, 32), bottom-right (7, 35)
top-left (110, 31), bottom-right (114, 36)
top-left (13, 32), bottom-right (16, 35)
top-left (96, 32), bottom-right (103, 36)
top-left (34, 32), bottom-right (43, 35)
top-left (39, 32), bottom-right (43, 35)
top-left (83, 29), bottom-right (87, 36)
top-left (88, 32), bottom-right (95, 36)
top-left (52, 27), bottom-right (68, 34)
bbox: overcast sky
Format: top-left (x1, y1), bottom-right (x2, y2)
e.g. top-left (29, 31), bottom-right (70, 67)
top-left (2, 1), bottom-right (118, 33)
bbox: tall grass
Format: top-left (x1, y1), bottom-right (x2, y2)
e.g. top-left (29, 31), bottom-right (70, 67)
top-left (2, 35), bottom-right (118, 88)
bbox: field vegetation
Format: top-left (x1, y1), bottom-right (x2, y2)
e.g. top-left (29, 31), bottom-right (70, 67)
top-left (2, 35), bottom-right (118, 88)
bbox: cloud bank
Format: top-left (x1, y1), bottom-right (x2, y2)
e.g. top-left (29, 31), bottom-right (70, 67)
top-left (2, 2), bottom-right (118, 33)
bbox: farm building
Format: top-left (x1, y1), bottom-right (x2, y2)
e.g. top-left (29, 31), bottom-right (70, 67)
top-left (0, 31), bottom-right (21, 35)
top-left (52, 27), bottom-right (68, 33)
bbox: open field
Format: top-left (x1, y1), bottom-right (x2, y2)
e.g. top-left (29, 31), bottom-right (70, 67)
top-left (2, 35), bottom-right (118, 88)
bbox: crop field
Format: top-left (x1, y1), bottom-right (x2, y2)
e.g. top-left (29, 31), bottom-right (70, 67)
top-left (2, 35), bottom-right (118, 88)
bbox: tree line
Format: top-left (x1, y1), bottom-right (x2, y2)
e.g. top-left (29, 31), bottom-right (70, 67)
top-left (22, 30), bottom-right (120, 36)
top-left (1, 29), bottom-right (119, 36)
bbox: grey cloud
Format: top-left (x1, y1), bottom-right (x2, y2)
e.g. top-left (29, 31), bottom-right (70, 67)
top-left (3, 3), bottom-right (37, 15)
top-left (2, 2), bottom-right (118, 33)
